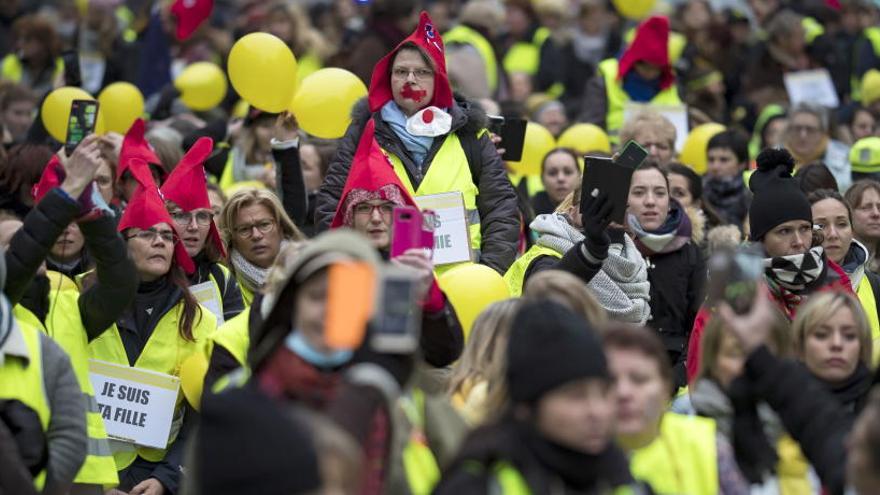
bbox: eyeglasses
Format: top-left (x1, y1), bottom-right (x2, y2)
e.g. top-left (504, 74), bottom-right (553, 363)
top-left (354, 203), bottom-right (394, 217)
top-left (391, 67), bottom-right (434, 80)
top-left (126, 228), bottom-right (177, 244)
top-left (171, 210), bottom-right (213, 226)
top-left (788, 125), bottom-right (821, 136)
top-left (234, 219), bottom-right (276, 239)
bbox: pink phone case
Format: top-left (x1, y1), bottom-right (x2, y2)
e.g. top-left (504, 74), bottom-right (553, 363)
top-left (391, 206), bottom-right (424, 258)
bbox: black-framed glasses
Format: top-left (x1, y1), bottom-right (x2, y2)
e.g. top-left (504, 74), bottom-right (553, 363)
top-left (234, 219), bottom-right (277, 239)
top-left (171, 210), bottom-right (213, 227)
top-left (354, 202), bottom-right (394, 217)
top-left (126, 228), bottom-right (178, 244)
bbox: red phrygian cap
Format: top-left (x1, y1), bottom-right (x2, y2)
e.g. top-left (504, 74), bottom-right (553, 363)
top-left (118, 119), bottom-right (162, 182)
top-left (118, 158), bottom-right (196, 274)
top-left (617, 15), bottom-right (675, 90)
top-left (331, 119), bottom-right (419, 228)
top-left (31, 155), bottom-right (64, 203)
top-left (368, 11), bottom-right (454, 113)
top-left (160, 137), bottom-right (226, 258)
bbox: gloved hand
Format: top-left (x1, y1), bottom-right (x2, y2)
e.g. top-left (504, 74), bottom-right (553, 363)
top-left (581, 190), bottom-right (613, 261)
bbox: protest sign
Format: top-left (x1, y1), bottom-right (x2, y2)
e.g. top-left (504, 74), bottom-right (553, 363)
top-left (784, 69), bottom-right (839, 108)
top-left (89, 360), bottom-right (180, 449)
top-left (624, 103), bottom-right (689, 152)
top-left (414, 192), bottom-right (472, 266)
top-left (190, 281), bottom-right (224, 325)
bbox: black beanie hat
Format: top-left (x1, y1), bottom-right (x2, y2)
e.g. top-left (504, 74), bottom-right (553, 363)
top-left (195, 386), bottom-right (322, 495)
top-left (748, 148), bottom-right (812, 242)
top-left (506, 300), bottom-right (608, 404)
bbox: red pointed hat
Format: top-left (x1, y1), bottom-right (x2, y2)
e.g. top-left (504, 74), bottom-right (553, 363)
top-left (368, 11), bottom-right (454, 113)
top-left (31, 155), bottom-right (64, 203)
top-left (331, 119), bottom-right (419, 228)
top-left (118, 158), bottom-right (196, 274)
top-left (118, 119), bottom-right (162, 182)
top-left (159, 137), bottom-right (226, 258)
top-left (617, 15), bottom-right (675, 90)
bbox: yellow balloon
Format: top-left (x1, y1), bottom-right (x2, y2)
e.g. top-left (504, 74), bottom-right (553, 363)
top-left (289, 68), bottom-right (367, 139)
top-left (506, 122), bottom-right (556, 176)
top-left (41, 87), bottom-right (104, 143)
top-left (438, 263), bottom-right (510, 341)
top-left (179, 352), bottom-right (209, 411)
top-left (97, 82), bottom-right (144, 134)
top-left (174, 62), bottom-right (227, 111)
top-left (679, 123), bottom-right (726, 175)
top-left (557, 123), bottom-right (611, 155)
top-left (612, 0), bottom-right (656, 20)
top-left (228, 32), bottom-right (298, 113)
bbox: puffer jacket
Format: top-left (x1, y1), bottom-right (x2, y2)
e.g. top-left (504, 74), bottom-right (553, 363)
top-left (315, 97), bottom-right (520, 274)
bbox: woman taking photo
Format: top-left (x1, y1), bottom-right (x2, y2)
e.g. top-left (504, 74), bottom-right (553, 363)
top-left (221, 188), bottom-right (304, 305)
top-left (604, 324), bottom-right (749, 495)
top-left (531, 148), bottom-right (581, 216)
top-left (626, 161), bottom-right (705, 387)
top-left (436, 300), bottom-right (646, 494)
top-left (792, 292), bottom-right (873, 419)
top-left (161, 138), bottom-right (244, 324)
top-left (89, 160), bottom-right (216, 494)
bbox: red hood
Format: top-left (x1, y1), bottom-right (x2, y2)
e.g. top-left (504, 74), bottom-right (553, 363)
top-left (330, 119), bottom-right (418, 228)
top-left (367, 11), bottom-right (454, 113)
top-left (618, 15), bottom-right (675, 90)
top-left (118, 119), bottom-right (163, 182)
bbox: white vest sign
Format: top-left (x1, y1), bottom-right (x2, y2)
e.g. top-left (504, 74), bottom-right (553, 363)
top-left (414, 192), bottom-right (472, 266)
top-left (88, 359), bottom-right (180, 449)
top-left (190, 281), bottom-right (224, 326)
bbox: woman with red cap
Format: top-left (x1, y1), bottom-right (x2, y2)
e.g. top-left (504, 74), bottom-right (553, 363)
top-left (89, 159), bottom-right (216, 495)
top-left (316, 11), bottom-right (519, 276)
top-left (160, 138), bottom-right (244, 325)
top-left (578, 15), bottom-right (683, 143)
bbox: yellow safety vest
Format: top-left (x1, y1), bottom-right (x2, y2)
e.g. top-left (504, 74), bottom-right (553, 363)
top-left (89, 302), bottom-right (216, 471)
top-left (853, 27), bottom-right (880, 102)
top-left (856, 274), bottom-right (880, 366)
top-left (502, 27), bottom-right (550, 76)
top-left (465, 459), bottom-right (637, 494)
top-left (629, 413), bottom-right (718, 495)
top-left (503, 244), bottom-right (560, 296)
top-left (598, 58), bottom-right (682, 142)
top-left (0, 319), bottom-right (50, 489)
top-left (445, 25), bottom-right (499, 93)
top-left (14, 293), bottom-right (119, 486)
top-left (400, 388), bottom-right (441, 495)
top-left (0, 54), bottom-right (64, 84)
top-left (235, 273), bottom-right (254, 307)
top-left (205, 263), bottom-right (234, 318)
top-left (386, 133), bottom-right (482, 274)
top-left (210, 306), bottom-right (250, 368)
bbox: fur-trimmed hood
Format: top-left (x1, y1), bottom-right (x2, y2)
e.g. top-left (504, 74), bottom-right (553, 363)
top-left (685, 205), bottom-right (706, 246)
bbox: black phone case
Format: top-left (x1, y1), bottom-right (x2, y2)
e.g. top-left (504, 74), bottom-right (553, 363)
top-left (616, 140), bottom-right (649, 169)
top-left (65, 100), bottom-right (99, 155)
top-left (581, 155), bottom-right (634, 224)
top-left (500, 118), bottom-right (528, 162)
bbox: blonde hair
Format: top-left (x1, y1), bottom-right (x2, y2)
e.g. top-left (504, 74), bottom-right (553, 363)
top-left (220, 188), bottom-right (304, 251)
top-left (619, 110), bottom-right (676, 150)
top-left (697, 306), bottom-right (792, 383)
top-left (792, 292), bottom-right (873, 367)
top-left (523, 270), bottom-right (608, 326)
top-left (447, 299), bottom-right (520, 422)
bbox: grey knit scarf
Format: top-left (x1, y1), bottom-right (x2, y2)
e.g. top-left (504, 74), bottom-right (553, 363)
top-left (531, 214), bottom-right (652, 324)
top-left (230, 241), bottom-right (290, 293)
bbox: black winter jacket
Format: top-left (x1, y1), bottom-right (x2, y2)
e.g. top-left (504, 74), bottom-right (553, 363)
top-left (314, 97), bottom-right (520, 274)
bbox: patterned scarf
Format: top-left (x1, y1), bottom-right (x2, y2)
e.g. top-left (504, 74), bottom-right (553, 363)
top-left (628, 201), bottom-right (692, 257)
top-left (764, 246), bottom-right (826, 292)
top-left (230, 241), bottom-right (290, 293)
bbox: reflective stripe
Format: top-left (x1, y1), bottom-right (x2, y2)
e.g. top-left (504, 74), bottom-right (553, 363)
top-left (466, 208), bottom-right (480, 225)
top-left (87, 436), bottom-right (113, 457)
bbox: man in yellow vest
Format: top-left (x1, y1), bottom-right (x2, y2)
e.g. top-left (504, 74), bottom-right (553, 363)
top-left (578, 15), bottom-right (682, 143)
top-left (316, 11), bottom-right (520, 275)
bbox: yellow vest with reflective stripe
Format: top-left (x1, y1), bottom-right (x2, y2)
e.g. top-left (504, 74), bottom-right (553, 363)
top-left (400, 388), bottom-right (441, 495)
top-left (629, 413), bottom-right (718, 495)
top-left (503, 244), bottom-right (561, 296)
top-left (502, 27), bottom-right (551, 76)
top-left (445, 25), bottom-right (498, 92)
top-left (14, 294), bottom-right (119, 486)
top-left (598, 58), bottom-right (682, 142)
top-left (211, 306), bottom-right (250, 368)
top-left (88, 302), bottom-right (216, 471)
top-left (0, 319), bottom-right (50, 490)
top-left (0, 54), bottom-right (65, 84)
top-left (386, 133), bottom-right (482, 274)
top-left (856, 274), bottom-right (880, 366)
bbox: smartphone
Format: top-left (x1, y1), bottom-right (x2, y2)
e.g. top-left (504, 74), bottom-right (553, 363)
top-left (705, 246), bottom-right (764, 314)
top-left (487, 115), bottom-right (505, 135)
top-left (390, 206), bottom-right (435, 258)
top-left (615, 140), bottom-right (649, 169)
top-left (371, 267), bottom-right (422, 354)
top-left (499, 117), bottom-right (527, 162)
top-left (580, 155), bottom-right (634, 224)
top-left (65, 100), bottom-right (99, 156)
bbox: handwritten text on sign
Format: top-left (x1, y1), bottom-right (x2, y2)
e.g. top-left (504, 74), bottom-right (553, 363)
top-left (88, 360), bottom-right (180, 449)
top-left (414, 192), bottom-right (472, 266)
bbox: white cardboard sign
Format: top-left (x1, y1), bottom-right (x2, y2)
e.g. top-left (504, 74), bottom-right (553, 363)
top-left (784, 69), bottom-right (840, 108)
top-left (414, 192), bottom-right (472, 266)
top-left (89, 359), bottom-right (180, 449)
top-left (190, 281), bottom-right (224, 326)
top-left (623, 103), bottom-right (689, 152)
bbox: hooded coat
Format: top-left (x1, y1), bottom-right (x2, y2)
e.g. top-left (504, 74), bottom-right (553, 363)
top-left (315, 12), bottom-right (519, 275)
